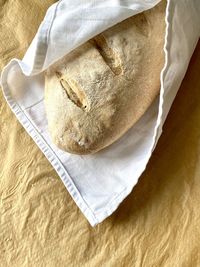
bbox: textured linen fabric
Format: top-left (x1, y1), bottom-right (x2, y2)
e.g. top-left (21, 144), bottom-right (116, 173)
top-left (1, 0), bottom-right (200, 226)
top-left (1, 1), bottom-right (200, 266)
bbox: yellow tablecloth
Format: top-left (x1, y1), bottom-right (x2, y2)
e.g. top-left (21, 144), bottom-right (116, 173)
top-left (1, 1), bottom-right (200, 266)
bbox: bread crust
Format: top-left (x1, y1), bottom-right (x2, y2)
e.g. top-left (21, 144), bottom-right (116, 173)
top-left (45, 0), bottom-right (166, 154)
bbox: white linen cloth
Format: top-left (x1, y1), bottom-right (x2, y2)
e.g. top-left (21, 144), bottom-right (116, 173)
top-left (1, 0), bottom-right (200, 226)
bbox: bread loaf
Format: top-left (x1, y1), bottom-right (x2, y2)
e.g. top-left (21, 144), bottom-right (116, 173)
top-left (44, 0), bottom-right (166, 154)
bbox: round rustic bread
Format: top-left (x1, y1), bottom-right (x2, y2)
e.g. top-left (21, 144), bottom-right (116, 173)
top-left (44, 0), bottom-right (166, 154)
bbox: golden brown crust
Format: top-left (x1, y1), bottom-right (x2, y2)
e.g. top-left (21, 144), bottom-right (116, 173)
top-left (44, 0), bottom-right (166, 154)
